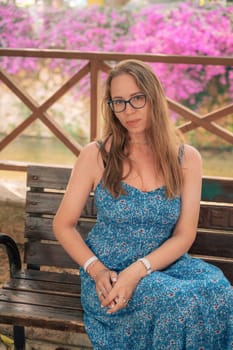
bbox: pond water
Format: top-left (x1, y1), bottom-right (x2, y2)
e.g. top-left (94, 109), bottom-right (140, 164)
top-left (0, 135), bottom-right (232, 181)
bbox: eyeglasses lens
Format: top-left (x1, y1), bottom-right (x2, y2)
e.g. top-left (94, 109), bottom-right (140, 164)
top-left (109, 94), bottom-right (146, 113)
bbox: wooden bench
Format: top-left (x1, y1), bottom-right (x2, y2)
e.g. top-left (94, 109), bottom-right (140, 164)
top-left (0, 164), bottom-right (232, 350)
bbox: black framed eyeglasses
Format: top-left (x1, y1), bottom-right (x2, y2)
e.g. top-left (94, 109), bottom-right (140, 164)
top-left (107, 94), bottom-right (146, 113)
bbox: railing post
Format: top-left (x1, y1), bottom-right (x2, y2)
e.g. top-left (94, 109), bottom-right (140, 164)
top-left (90, 59), bottom-right (102, 141)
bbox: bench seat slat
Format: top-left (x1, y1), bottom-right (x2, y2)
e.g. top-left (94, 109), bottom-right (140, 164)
top-left (0, 289), bottom-right (82, 310)
top-left (0, 301), bottom-right (85, 332)
top-left (3, 276), bottom-right (81, 296)
top-left (14, 270), bottom-right (81, 284)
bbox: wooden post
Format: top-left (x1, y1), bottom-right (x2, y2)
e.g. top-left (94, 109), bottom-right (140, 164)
top-left (90, 60), bottom-right (102, 141)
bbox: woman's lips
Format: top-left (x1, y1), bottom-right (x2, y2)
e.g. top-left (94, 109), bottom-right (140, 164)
top-left (126, 119), bottom-right (140, 127)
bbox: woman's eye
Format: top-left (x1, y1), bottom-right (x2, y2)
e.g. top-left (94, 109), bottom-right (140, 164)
top-left (133, 95), bottom-right (143, 101)
top-left (114, 100), bottom-right (124, 106)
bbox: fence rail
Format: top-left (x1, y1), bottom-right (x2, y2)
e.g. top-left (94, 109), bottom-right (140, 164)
top-left (0, 48), bottom-right (233, 172)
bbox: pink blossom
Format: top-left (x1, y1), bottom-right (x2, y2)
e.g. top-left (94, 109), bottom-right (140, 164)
top-left (0, 2), bottom-right (232, 110)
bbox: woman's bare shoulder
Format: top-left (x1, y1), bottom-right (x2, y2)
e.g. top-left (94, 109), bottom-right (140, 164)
top-left (181, 144), bottom-right (202, 184)
top-left (72, 141), bottom-right (104, 176)
top-left (76, 141), bottom-right (100, 160)
top-left (183, 144), bottom-right (202, 163)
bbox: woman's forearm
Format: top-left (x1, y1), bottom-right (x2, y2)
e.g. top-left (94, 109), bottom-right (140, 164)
top-left (53, 224), bottom-right (106, 272)
top-left (146, 232), bottom-right (196, 273)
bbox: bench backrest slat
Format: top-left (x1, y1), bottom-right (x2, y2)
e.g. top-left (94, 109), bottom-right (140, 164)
top-left (26, 192), bottom-right (96, 218)
top-left (199, 203), bottom-right (233, 231)
top-left (201, 177), bottom-right (233, 203)
top-left (27, 166), bottom-right (71, 190)
top-left (189, 230), bottom-right (233, 258)
top-left (25, 216), bottom-right (94, 241)
top-left (24, 242), bottom-right (78, 269)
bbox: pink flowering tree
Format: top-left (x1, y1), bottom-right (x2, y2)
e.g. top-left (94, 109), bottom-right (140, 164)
top-left (117, 3), bottom-right (233, 109)
top-left (0, 4), bottom-right (39, 73)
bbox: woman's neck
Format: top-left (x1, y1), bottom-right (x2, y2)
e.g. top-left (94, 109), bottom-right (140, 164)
top-left (129, 140), bottom-right (149, 145)
top-left (129, 138), bottom-right (149, 145)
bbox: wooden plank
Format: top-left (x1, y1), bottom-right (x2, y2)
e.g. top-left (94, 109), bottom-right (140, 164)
top-left (0, 115), bottom-right (38, 152)
top-left (167, 97), bottom-right (233, 144)
top-left (0, 69), bottom-right (39, 113)
top-left (0, 161), bottom-right (67, 172)
top-left (26, 191), bottom-right (96, 217)
top-left (25, 216), bottom-right (94, 241)
top-left (189, 230), bottom-right (233, 258)
top-left (0, 289), bottom-right (82, 310)
top-left (14, 270), bottom-right (80, 284)
top-left (0, 301), bottom-right (85, 332)
top-left (199, 203), bottom-right (233, 230)
top-left (26, 191), bottom-right (63, 215)
top-left (180, 103), bottom-right (233, 132)
top-left (24, 242), bottom-right (79, 269)
top-left (27, 165), bottom-right (71, 190)
top-left (90, 60), bottom-right (102, 140)
top-left (3, 276), bottom-right (81, 296)
top-left (12, 261), bottom-right (233, 286)
top-left (201, 177), bottom-right (233, 203)
top-left (0, 161), bottom-right (28, 172)
top-left (25, 216), bottom-right (57, 240)
top-left (1, 48), bottom-right (233, 66)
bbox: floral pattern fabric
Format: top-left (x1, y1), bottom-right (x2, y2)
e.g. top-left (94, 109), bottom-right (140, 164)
top-left (80, 182), bottom-right (233, 350)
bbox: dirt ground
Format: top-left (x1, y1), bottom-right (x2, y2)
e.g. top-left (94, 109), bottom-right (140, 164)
top-left (0, 201), bottom-right (25, 287)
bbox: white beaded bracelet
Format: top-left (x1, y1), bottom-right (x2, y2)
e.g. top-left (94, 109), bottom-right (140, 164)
top-left (83, 256), bottom-right (98, 272)
top-left (138, 257), bottom-right (152, 275)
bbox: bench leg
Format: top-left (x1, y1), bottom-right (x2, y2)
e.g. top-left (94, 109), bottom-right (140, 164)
top-left (13, 326), bottom-right (25, 350)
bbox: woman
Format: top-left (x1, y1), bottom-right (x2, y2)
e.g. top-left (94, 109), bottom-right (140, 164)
top-left (53, 59), bottom-right (233, 349)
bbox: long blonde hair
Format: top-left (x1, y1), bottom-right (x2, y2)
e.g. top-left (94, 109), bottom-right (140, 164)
top-left (100, 59), bottom-right (183, 198)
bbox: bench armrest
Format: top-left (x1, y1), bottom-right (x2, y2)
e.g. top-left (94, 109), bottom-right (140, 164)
top-left (0, 233), bottom-right (22, 276)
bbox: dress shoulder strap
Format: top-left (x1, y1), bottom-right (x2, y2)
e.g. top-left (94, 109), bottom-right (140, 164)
top-left (96, 140), bottom-right (107, 168)
top-left (178, 144), bottom-right (184, 165)
top-left (96, 140), bottom-right (103, 149)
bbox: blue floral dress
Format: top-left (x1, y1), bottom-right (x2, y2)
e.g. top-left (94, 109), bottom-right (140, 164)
top-left (80, 181), bottom-right (233, 350)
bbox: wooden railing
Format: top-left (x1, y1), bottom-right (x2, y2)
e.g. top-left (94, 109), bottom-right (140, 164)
top-left (0, 48), bottom-right (233, 172)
